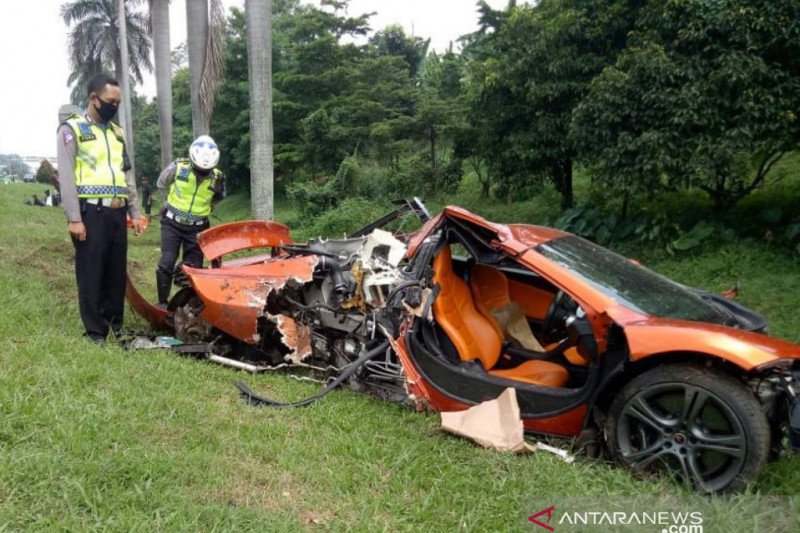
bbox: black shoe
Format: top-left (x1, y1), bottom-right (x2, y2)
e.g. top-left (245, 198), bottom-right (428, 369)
top-left (86, 333), bottom-right (106, 345)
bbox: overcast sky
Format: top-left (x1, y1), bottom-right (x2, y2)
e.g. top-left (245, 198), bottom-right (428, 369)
top-left (0, 0), bottom-right (511, 158)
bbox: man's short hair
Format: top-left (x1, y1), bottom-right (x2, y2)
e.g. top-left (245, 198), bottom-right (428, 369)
top-left (87, 74), bottom-right (119, 97)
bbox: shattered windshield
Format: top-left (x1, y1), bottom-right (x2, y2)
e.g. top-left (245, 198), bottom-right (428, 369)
top-left (536, 236), bottom-right (729, 324)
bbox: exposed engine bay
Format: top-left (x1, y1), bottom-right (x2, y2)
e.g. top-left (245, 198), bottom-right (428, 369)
top-left (167, 199), bottom-right (433, 404)
top-left (263, 229), bottom-right (414, 402)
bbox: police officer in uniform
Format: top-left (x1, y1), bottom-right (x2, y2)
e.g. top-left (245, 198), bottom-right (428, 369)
top-left (155, 135), bottom-right (225, 306)
top-left (57, 74), bottom-right (144, 343)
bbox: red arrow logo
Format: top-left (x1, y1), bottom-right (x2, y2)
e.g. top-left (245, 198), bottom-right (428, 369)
top-left (528, 506), bottom-right (555, 531)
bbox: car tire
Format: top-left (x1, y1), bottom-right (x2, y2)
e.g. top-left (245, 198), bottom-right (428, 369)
top-left (605, 363), bottom-right (769, 493)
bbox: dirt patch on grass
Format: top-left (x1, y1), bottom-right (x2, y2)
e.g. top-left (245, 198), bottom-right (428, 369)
top-left (8, 241), bottom-right (75, 296)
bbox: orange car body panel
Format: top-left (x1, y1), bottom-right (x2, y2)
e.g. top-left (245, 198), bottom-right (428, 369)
top-left (182, 256), bottom-right (319, 345)
top-left (125, 273), bottom-right (170, 330)
top-left (623, 319), bottom-right (800, 370)
top-left (197, 220), bottom-right (293, 262)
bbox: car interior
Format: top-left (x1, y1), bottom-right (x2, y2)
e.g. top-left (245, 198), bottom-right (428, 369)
top-left (416, 224), bottom-right (596, 390)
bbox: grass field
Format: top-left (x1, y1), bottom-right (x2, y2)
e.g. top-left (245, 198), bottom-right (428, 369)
top-left (1, 183), bottom-right (799, 531)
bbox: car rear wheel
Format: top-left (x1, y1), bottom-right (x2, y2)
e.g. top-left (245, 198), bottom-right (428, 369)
top-left (605, 363), bottom-right (769, 493)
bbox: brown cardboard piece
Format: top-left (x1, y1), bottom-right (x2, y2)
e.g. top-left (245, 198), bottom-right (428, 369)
top-left (440, 388), bottom-right (574, 462)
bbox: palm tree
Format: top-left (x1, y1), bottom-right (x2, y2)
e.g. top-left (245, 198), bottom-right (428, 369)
top-left (246, 0), bottom-right (274, 220)
top-left (62, 0), bottom-right (151, 183)
top-left (185, 0), bottom-right (225, 137)
top-left (62, 0), bottom-right (152, 99)
top-left (117, 0), bottom-right (136, 179)
top-left (149, 0), bottom-right (173, 168)
top-left (67, 56), bottom-right (106, 106)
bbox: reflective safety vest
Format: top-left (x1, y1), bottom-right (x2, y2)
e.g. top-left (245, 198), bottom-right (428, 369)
top-left (165, 160), bottom-right (222, 221)
top-left (62, 114), bottom-right (128, 199)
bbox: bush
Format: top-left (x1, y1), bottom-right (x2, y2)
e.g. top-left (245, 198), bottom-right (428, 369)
top-left (293, 197), bottom-right (394, 241)
top-left (286, 156), bottom-right (361, 217)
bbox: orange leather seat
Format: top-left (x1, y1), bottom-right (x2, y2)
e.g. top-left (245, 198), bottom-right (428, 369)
top-left (431, 246), bottom-right (568, 388)
top-left (474, 264), bottom-right (590, 368)
top-left (469, 264), bottom-right (510, 339)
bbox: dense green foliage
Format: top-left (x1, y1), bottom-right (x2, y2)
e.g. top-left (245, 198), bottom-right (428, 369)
top-left (127, 0), bottom-right (799, 252)
top-left (573, 0), bottom-right (800, 211)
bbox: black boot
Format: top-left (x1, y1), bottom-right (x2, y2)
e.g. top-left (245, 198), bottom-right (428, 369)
top-left (156, 270), bottom-right (173, 306)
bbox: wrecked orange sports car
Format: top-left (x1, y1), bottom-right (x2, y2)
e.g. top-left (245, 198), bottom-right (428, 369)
top-left (128, 199), bottom-right (800, 493)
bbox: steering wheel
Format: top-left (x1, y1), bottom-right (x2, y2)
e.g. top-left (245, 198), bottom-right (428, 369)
top-left (541, 290), bottom-right (567, 341)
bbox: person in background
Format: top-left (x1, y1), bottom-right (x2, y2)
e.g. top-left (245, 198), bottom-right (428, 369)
top-left (141, 176), bottom-right (153, 217)
top-left (57, 74), bottom-right (145, 344)
top-left (155, 135), bottom-right (225, 307)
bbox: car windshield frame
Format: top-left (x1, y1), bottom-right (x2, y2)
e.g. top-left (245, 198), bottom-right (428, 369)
top-left (535, 236), bottom-right (730, 324)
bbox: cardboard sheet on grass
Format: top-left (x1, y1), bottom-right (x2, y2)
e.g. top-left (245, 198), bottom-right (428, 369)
top-left (440, 388), bottom-right (573, 462)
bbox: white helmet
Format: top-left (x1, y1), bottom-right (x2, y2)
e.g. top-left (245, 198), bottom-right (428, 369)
top-left (189, 135), bottom-right (220, 170)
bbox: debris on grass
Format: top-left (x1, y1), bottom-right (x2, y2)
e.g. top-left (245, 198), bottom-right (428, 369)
top-left (441, 388), bottom-right (574, 462)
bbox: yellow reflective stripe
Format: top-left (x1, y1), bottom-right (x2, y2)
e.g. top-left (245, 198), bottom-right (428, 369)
top-left (76, 150), bottom-right (97, 169)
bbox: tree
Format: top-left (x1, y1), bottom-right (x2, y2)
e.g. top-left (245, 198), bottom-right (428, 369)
top-left (62, 0), bottom-right (152, 106)
top-left (131, 94), bottom-right (162, 182)
top-left (117, 0), bottom-right (136, 181)
top-left (0, 154), bottom-right (29, 179)
top-left (185, 0), bottom-right (226, 137)
top-left (572, 0), bottom-right (800, 211)
top-left (465, 0), bottom-right (643, 208)
top-left (149, 0), bottom-right (173, 168)
top-left (35, 159), bottom-right (58, 185)
top-left (370, 24), bottom-right (429, 77)
top-left (246, 0), bottom-right (275, 220)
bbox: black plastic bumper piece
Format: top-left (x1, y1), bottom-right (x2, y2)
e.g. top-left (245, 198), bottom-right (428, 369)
top-left (790, 394), bottom-right (800, 452)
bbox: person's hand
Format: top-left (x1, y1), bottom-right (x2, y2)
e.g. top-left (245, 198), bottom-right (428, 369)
top-left (133, 218), bottom-right (144, 238)
top-left (68, 221), bottom-right (86, 241)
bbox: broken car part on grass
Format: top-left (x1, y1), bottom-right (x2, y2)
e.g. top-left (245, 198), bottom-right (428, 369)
top-left (126, 197), bottom-right (800, 494)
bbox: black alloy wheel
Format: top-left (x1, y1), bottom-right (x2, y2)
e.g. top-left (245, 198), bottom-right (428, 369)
top-left (606, 364), bottom-right (770, 493)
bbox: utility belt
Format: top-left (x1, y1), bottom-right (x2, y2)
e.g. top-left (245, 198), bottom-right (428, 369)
top-left (164, 206), bottom-right (207, 226)
top-left (80, 197), bottom-right (128, 209)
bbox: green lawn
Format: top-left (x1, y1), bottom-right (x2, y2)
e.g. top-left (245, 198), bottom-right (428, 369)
top-left (0, 183), bottom-right (798, 531)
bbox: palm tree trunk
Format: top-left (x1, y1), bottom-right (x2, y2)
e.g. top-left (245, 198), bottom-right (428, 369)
top-left (186, 0), bottom-right (209, 136)
top-left (117, 0), bottom-right (136, 181)
top-left (246, 0), bottom-right (274, 220)
top-left (150, 0), bottom-right (173, 168)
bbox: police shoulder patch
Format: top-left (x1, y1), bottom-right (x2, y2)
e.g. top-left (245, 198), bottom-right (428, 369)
top-left (77, 121), bottom-right (96, 142)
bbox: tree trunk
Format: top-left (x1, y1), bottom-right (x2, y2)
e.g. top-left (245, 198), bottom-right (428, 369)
top-left (554, 158), bottom-right (573, 210)
top-left (186, 0), bottom-right (209, 136)
top-left (246, 0), bottom-right (274, 220)
top-left (429, 126), bottom-right (437, 169)
top-left (116, 0), bottom-right (136, 182)
top-left (150, 0), bottom-right (173, 168)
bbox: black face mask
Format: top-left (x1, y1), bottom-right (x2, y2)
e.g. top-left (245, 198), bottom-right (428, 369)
top-left (93, 97), bottom-right (118, 122)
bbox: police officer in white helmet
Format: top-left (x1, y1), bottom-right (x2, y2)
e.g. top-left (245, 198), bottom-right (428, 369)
top-left (155, 135), bottom-right (225, 307)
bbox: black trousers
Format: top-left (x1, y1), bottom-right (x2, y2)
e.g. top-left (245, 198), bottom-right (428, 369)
top-left (157, 217), bottom-right (208, 277)
top-left (72, 203), bottom-right (128, 338)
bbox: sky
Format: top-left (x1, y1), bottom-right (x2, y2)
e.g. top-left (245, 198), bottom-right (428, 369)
top-left (0, 0), bottom-right (512, 159)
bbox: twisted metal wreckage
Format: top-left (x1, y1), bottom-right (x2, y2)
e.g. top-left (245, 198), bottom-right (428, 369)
top-left (126, 198), bottom-right (800, 493)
